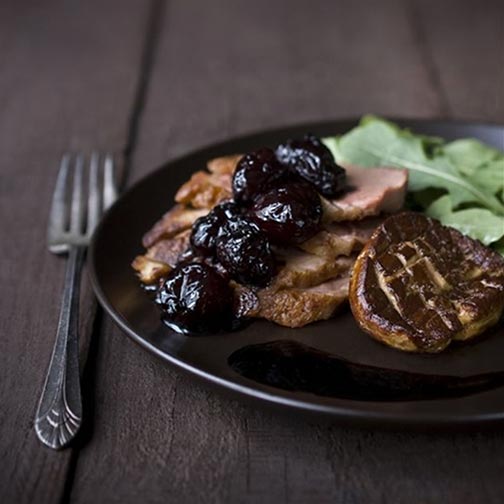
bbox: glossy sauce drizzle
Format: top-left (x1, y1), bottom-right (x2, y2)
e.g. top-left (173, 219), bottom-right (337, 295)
top-left (228, 340), bottom-right (504, 401)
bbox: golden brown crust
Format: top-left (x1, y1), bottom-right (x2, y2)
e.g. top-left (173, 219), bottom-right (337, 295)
top-left (207, 154), bottom-right (242, 175)
top-left (349, 255), bottom-right (421, 352)
top-left (145, 229), bottom-right (191, 266)
top-left (175, 170), bottom-right (232, 208)
top-left (272, 251), bottom-right (354, 290)
top-left (131, 256), bottom-right (171, 285)
top-left (142, 204), bottom-right (208, 248)
top-left (134, 230), bottom-right (191, 283)
top-left (299, 217), bottom-right (383, 258)
top-left (238, 276), bottom-right (350, 328)
top-left (349, 212), bottom-right (504, 353)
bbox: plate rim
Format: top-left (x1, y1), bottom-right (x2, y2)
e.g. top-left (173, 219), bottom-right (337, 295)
top-left (88, 117), bottom-right (504, 428)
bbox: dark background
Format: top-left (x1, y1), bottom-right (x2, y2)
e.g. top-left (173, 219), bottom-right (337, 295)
top-left (1, 0), bottom-right (503, 503)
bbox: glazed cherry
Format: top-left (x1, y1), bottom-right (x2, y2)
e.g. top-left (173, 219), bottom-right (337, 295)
top-left (216, 216), bottom-right (275, 286)
top-left (250, 180), bottom-right (322, 245)
top-left (155, 262), bottom-right (233, 333)
top-left (190, 201), bottom-right (241, 256)
top-left (232, 148), bottom-right (287, 205)
top-left (190, 212), bottom-right (222, 256)
top-left (275, 134), bottom-right (346, 197)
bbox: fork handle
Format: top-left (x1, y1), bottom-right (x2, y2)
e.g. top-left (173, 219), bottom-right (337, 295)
top-left (35, 246), bottom-right (85, 449)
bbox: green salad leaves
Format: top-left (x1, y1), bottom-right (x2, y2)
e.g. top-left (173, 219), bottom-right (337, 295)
top-left (323, 116), bottom-right (504, 254)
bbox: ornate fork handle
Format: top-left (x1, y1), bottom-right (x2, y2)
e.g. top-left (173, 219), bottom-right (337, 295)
top-left (35, 246), bottom-right (85, 449)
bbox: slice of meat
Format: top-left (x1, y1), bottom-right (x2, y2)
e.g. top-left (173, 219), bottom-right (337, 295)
top-left (298, 216), bottom-right (383, 258)
top-left (322, 165), bottom-right (407, 222)
top-left (133, 230), bottom-right (191, 283)
top-left (131, 256), bottom-right (171, 284)
top-left (350, 212), bottom-right (504, 353)
top-left (177, 158), bottom-right (407, 221)
top-left (175, 170), bottom-right (232, 208)
top-left (135, 155), bottom-right (409, 327)
top-left (145, 229), bottom-right (191, 266)
top-left (143, 204), bottom-right (208, 248)
top-left (272, 249), bottom-right (354, 289)
top-left (207, 154), bottom-right (242, 175)
top-left (236, 275), bottom-right (350, 328)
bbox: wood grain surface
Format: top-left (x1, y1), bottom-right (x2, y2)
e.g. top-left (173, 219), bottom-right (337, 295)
top-left (1, 1), bottom-right (503, 503)
top-left (0, 1), bottom-right (152, 502)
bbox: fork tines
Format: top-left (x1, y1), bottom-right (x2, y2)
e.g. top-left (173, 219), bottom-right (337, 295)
top-left (48, 152), bottom-right (118, 253)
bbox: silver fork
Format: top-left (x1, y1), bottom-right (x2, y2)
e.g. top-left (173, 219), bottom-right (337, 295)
top-left (35, 152), bottom-right (118, 450)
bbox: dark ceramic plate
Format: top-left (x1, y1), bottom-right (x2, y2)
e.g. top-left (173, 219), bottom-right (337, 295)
top-left (89, 119), bottom-right (504, 428)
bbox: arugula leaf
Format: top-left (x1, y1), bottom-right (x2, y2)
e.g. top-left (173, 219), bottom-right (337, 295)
top-left (323, 116), bottom-right (504, 252)
top-left (468, 159), bottom-right (504, 196)
top-left (426, 195), bottom-right (504, 246)
top-left (324, 115), bottom-right (504, 215)
top-left (443, 138), bottom-right (501, 176)
top-left (444, 139), bottom-right (504, 197)
top-left (442, 210), bottom-right (504, 246)
top-left (424, 194), bottom-right (452, 218)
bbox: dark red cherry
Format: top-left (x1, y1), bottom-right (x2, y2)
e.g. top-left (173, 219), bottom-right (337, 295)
top-left (190, 201), bottom-right (241, 256)
top-left (190, 212), bottom-right (222, 256)
top-left (249, 180), bottom-right (322, 245)
top-left (232, 148), bottom-right (287, 205)
top-left (275, 134), bottom-right (346, 197)
top-left (216, 216), bottom-right (275, 286)
top-left (155, 262), bottom-right (233, 333)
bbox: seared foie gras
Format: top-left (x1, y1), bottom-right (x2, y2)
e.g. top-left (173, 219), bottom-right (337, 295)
top-left (350, 212), bottom-right (504, 353)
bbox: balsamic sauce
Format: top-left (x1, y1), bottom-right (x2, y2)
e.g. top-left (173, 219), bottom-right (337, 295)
top-left (228, 340), bottom-right (504, 401)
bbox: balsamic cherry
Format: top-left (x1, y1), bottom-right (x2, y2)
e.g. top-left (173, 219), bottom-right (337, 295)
top-left (232, 148), bottom-right (287, 205)
top-left (156, 262), bottom-right (233, 333)
top-left (250, 180), bottom-right (322, 245)
top-left (275, 134), bottom-right (346, 198)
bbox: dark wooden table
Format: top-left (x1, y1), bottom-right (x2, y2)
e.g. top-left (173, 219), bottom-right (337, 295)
top-left (2, 0), bottom-right (503, 502)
